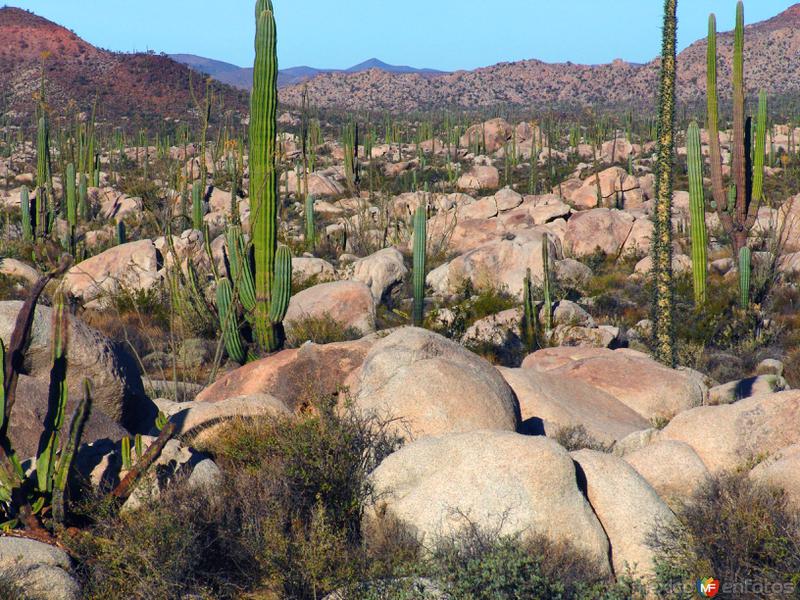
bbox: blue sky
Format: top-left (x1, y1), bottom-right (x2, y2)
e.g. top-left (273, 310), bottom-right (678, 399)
top-left (8, 1), bottom-right (798, 70)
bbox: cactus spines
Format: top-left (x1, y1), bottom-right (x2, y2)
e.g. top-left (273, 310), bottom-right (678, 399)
top-left (541, 237), bottom-right (553, 333)
top-left (192, 180), bottom-right (204, 231)
top-left (20, 186), bottom-right (32, 242)
top-left (412, 203), bottom-right (427, 326)
top-left (739, 246), bottom-right (751, 308)
top-left (268, 245), bottom-right (292, 324)
top-left (251, 0), bottom-right (280, 351)
top-left (305, 194), bottom-right (316, 251)
top-left (686, 121), bottom-right (708, 306)
top-left (651, 0), bottom-right (678, 368)
top-left (216, 276), bottom-right (246, 364)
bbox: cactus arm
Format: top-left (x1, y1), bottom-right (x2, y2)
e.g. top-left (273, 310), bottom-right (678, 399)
top-left (412, 204), bottom-right (427, 326)
top-left (732, 1), bottom-right (747, 229)
top-left (268, 245), bottom-right (292, 324)
top-left (216, 277), bottom-right (246, 364)
top-left (52, 379), bottom-right (92, 525)
top-left (687, 122), bottom-right (708, 306)
top-left (739, 246), bottom-right (751, 308)
top-left (541, 237), bottom-right (552, 332)
top-left (706, 14), bottom-right (728, 216)
top-left (745, 91), bottom-right (768, 229)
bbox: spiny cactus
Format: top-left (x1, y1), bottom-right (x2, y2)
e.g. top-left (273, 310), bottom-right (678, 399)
top-left (739, 246), bottom-right (751, 308)
top-left (305, 194), bottom-right (316, 251)
top-left (521, 268), bottom-right (537, 351)
top-left (706, 4), bottom-right (767, 259)
top-left (541, 237), bottom-right (553, 333)
top-left (216, 276), bottom-right (246, 364)
top-left (78, 172), bottom-right (88, 222)
top-left (226, 225), bottom-right (257, 313)
top-left (412, 203), bottom-right (427, 326)
top-left (20, 186), bottom-right (32, 242)
top-left (251, 0), bottom-right (281, 351)
top-left (35, 115), bottom-right (50, 239)
top-left (192, 180), bottom-right (204, 231)
top-left (116, 220), bottom-right (126, 245)
top-left (651, 0), bottom-right (678, 368)
top-left (121, 436), bottom-right (132, 471)
top-left (268, 245), bottom-right (292, 325)
top-left (686, 121), bottom-right (708, 306)
top-left (65, 163), bottom-right (77, 229)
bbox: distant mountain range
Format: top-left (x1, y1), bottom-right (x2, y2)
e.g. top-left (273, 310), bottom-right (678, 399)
top-left (0, 7), bottom-right (247, 125)
top-left (276, 3), bottom-right (800, 112)
top-left (169, 54), bottom-right (447, 90)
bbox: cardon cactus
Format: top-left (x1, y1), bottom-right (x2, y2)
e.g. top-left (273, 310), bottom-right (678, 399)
top-left (65, 162), bottom-right (77, 228)
top-left (116, 220), bottom-right (126, 245)
top-left (192, 181), bottom-right (204, 231)
top-left (216, 276), bottom-right (246, 364)
top-left (250, 0), bottom-right (281, 351)
top-left (412, 203), bottom-right (427, 326)
top-left (78, 172), bottom-right (88, 222)
top-left (705, 4), bottom-right (767, 258)
top-left (686, 121), bottom-right (708, 306)
top-left (268, 244), bottom-right (292, 324)
top-left (522, 268), bottom-right (537, 351)
top-left (36, 115), bottom-right (50, 238)
top-left (20, 186), bottom-right (32, 242)
top-left (305, 194), bottom-right (316, 251)
top-left (226, 225), bottom-right (257, 313)
top-left (739, 246), bottom-right (751, 308)
top-left (541, 237), bottom-right (552, 332)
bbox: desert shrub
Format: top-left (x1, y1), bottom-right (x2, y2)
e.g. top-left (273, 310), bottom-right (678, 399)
top-left (423, 526), bottom-right (645, 600)
top-left (0, 272), bottom-right (28, 301)
top-left (69, 400), bottom-right (406, 599)
top-left (0, 576), bottom-right (30, 600)
top-left (286, 313), bottom-right (363, 347)
top-left (553, 424), bottom-right (612, 453)
top-left (651, 471), bottom-right (800, 599)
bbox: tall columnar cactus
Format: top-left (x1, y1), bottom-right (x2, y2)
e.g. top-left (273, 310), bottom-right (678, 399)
top-left (65, 162), bottom-right (77, 229)
top-left (739, 246), bottom-right (751, 308)
top-left (541, 237), bottom-right (553, 333)
top-left (20, 186), bottom-right (32, 242)
top-left (412, 204), bottom-right (427, 326)
top-left (651, 0), bottom-right (678, 367)
top-left (36, 115), bottom-right (50, 239)
top-left (192, 181), bottom-right (204, 231)
top-left (226, 225), bottom-right (257, 313)
top-left (78, 172), bottom-right (88, 222)
top-left (706, 4), bottom-right (767, 259)
top-left (305, 194), bottom-right (316, 251)
top-left (250, 0), bottom-right (281, 351)
top-left (686, 121), bottom-right (708, 306)
top-left (522, 268), bottom-right (537, 351)
top-left (216, 276), bottom-right (246, 364)
top-left (116, 220), bottom-right (126, 246)
top-left (268, 245), bottom-right (292, 325)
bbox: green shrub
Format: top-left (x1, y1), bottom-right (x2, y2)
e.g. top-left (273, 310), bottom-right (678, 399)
top-left (651, 471), bottom-right (800, 599)
top-left (286, 313), bottom-right (363, 347)
top-left (553, 425), bottom-right (613, 453)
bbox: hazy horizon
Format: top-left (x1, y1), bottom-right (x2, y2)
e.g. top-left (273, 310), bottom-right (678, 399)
top-left (7, 0), bottom-right (799, 71)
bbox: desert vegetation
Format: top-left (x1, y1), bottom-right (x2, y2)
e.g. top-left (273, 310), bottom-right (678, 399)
top-left (2, 0), bottom-right (800, 598)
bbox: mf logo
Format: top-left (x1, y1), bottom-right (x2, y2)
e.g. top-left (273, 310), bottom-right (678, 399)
top-left (697, 577), bottom-right (720, 597)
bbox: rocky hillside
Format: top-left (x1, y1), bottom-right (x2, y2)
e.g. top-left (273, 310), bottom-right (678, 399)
top-left (0, 7), bottom-right (247, 125)
top-left (279, 4), bottom-right (800, 112)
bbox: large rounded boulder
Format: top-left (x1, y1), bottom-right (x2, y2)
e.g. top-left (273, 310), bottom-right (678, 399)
top-left (368, 430), bottom-right (610, 570)
top-left (0, 301), bottom-right (155, 432)
top-left (350, 328), bottom-right (520, 441)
